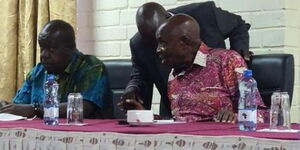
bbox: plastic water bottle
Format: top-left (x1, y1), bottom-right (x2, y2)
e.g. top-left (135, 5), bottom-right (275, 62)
top-left (238, 69), bottom-right (257, 131)
top-left (43, 74), bottom-right (59, 125)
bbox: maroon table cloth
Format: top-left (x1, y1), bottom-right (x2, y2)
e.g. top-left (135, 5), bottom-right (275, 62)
top-left (0, 119), bottom-right (299, 140)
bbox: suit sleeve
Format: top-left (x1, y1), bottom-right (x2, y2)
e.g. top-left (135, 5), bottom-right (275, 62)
top-left (125, 39), bottom-right (147, 94)
top-left (124, 38), bottom-right (154, 109)
top-left (213, 4), bottom-right (250, 55)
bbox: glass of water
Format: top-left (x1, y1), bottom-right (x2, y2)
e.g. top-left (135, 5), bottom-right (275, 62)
top-left (280, 92), bottom-right (291, 129)
top-left (67, 93), bottom-right (84, 124)
top-left (270, 92), bottom-right (281, 129)
top-left (270, 92), bottom-right (291, 130)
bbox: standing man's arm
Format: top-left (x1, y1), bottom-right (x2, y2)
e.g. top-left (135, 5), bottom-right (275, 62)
top-left (118, 38), bottom-right (153, 110)
top-left (213, 5), bottom-right (251, 60)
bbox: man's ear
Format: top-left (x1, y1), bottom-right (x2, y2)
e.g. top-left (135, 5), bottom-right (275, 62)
top-left (179, 35), bottom-right (194, 46)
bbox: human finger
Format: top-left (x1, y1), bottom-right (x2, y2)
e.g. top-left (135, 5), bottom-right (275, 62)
top-left (243, 50), bottom-right (250, 61)
top-left (125, 99), bottom-right (145, 110)
top-left (231, 113), bottom-right (237, 123)
top-left (154, 114), bottom-right (162, 120)
top-left (0, 100), bottom-right (9, 108)
top-left (117, 101), bottom-right (125, 111)
top-left (0, 103), bottom-right (14, 113)
top-left (215, 109), bottom-right (224, 122)
top-left (221, 110), bottom-right (230, 122)
top-left (136, 97), bottom-right (144, 105)
top-left (226, 112), bottom-right (235, 123)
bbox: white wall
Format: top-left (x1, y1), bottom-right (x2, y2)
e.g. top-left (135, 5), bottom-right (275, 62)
top-left (76, 0), bottom-right (300, 122)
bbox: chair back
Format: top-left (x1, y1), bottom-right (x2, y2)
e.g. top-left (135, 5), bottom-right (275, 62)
top-left (249, 54), bottom-right (294, 107)
top-left (103, 59), bottom-right (132, 119)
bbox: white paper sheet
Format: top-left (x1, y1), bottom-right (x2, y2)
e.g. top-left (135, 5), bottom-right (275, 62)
top-left (59, 123), bottom-right (88, 126)
top-left (0, 113), bottom-right (27, 121)
top-left (257, 128), bottom-right (300, 133)
top-left (153, 120), bottom-right (186, 124)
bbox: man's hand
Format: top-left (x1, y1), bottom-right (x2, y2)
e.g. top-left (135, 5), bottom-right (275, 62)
top-left (121, 99), bottom-right (145, 110)
top-left (214, 109), bottom-right (237, 123)
top-left (242, 50), bottom-right (254, 62)
top-left (117, 87), bottom-right (145, 110)
top-left (0, 99), bottom-right (9, 108)
top-left (0, 103), bottom-right (36, 118)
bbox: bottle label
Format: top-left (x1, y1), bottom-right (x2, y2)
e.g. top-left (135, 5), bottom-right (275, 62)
top-left (238, 109), bottom-right (257, 123)
top-left (44, 107), bottom-right (59, 118)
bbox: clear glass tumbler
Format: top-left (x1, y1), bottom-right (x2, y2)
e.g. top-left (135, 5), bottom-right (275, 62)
top-left (270, 92), bottom-right (291, 130)
top-left (270, 92), bottom-right (281, 129)
top-left (67, 93), bottom-right (84, 124)
top-left (280, 92), bottom-right (291, 129)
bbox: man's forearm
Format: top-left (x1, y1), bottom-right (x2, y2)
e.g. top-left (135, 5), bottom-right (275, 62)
top-left (125, 79), bottom-right (143, 93)
top-left (35, 103), bottom-right (67, 118)
top-left (0, 103), bottom-right (36, 118)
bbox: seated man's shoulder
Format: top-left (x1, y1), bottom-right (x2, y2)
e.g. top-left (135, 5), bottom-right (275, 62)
top-left (75, 54), bottom-right (106, 78)
top-left (210, 48), bottom-right (244, 62)
top-left (82, 54), bottom-right (105, 68)
top-left (26, 63), bottom-right (47, 79)
top-left (214, 48), bottom-right (241, 55)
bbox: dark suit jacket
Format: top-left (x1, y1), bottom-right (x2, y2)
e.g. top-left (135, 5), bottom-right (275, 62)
top-left (126, 1), bottom-right (250, 118)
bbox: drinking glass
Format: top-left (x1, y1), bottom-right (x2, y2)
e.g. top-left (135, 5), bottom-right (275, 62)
top-left (67, 93), bottom-right (84, 124)
top-left (270, 92), bottom-right (291, 129)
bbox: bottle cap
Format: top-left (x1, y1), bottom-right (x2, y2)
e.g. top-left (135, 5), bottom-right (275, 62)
top-left (243, 69), bottom-right (252, 77)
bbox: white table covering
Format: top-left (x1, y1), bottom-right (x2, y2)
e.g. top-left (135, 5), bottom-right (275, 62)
top-left (0, 128), bottom-right (299, 150)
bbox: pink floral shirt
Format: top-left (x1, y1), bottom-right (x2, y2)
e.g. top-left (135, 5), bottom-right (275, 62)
top-left (168, 43), bottom-right (267, 122)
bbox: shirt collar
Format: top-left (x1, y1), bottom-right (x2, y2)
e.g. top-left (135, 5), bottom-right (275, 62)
top-left (55, 50), bottom-right (82, 80)
top-left (64, 50), bottom-right (81, 74)
top-left (193, 43), bottom-right (210, 67)
top-left (168, 11), bottom-right (175, 17)
top-left (169, 43), bottom-right (211, 79)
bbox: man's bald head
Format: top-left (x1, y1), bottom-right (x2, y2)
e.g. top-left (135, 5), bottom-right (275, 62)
top-left (136, 2), bottom-right (170, 41)
top-left (157, 14), bottom-right (201, 45)
top-left (156, 14), bottom-right (201, 70)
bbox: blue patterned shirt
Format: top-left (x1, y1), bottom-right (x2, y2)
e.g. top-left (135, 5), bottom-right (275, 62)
top-left (12, 51), bottom-right (112, 116)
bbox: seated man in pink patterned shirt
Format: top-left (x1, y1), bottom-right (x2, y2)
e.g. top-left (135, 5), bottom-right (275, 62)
top-left (128, 14), bottom-right (268, 123)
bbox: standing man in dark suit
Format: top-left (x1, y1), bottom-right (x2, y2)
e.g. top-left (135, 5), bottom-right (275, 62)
top-left (119, 2), bottom-right (251, 118)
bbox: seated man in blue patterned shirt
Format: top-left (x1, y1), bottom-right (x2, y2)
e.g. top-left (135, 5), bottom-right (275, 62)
top-left (0, 20), bottom-right (113, 118)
